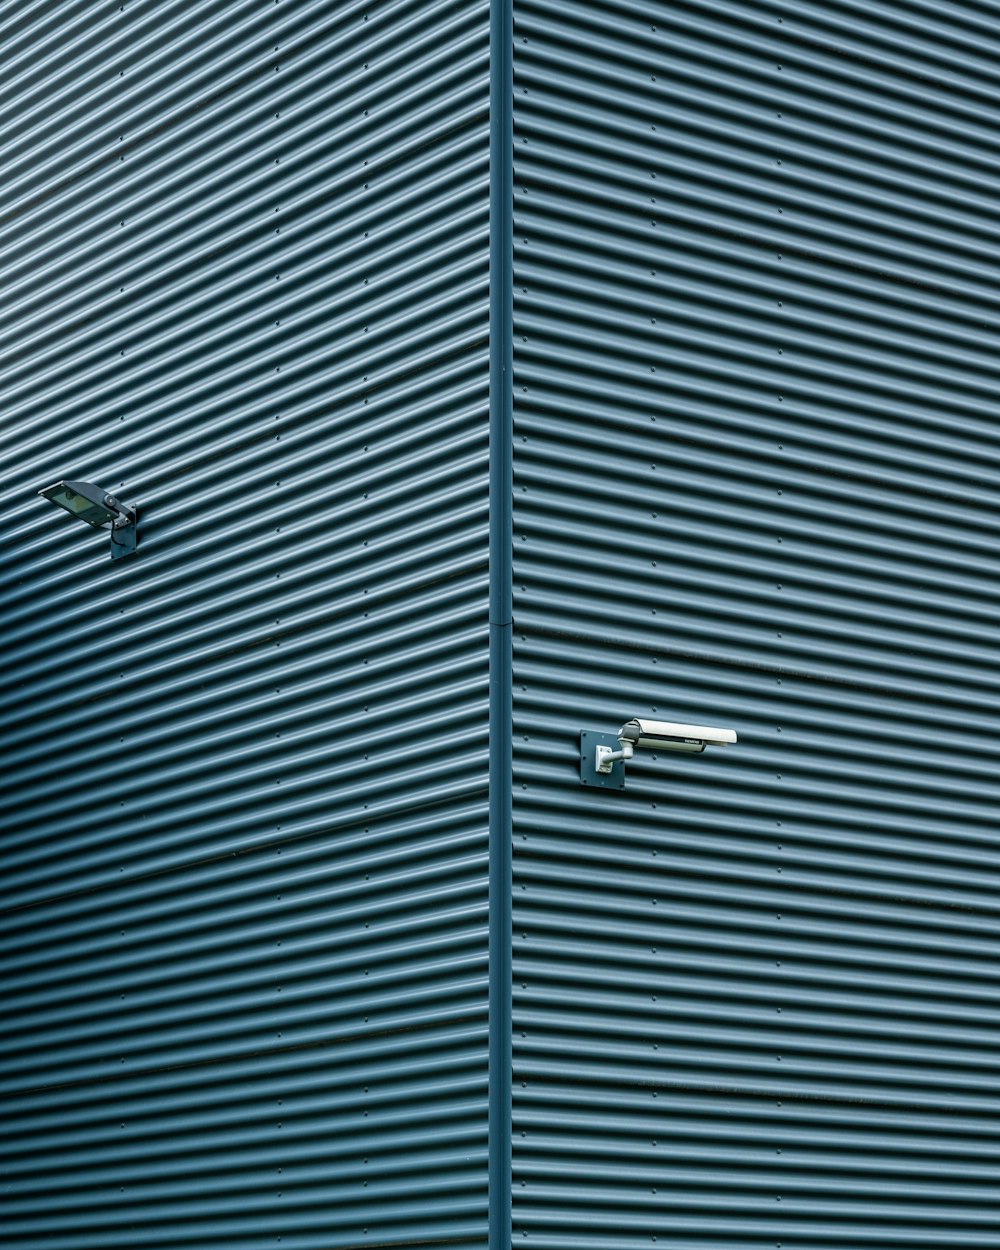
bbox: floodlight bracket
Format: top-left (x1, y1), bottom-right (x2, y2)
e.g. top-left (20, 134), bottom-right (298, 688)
top-left (109, 506), bottom-right (137, 560)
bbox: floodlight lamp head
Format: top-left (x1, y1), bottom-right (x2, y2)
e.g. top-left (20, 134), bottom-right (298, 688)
top-left (38, 480), bottom-right (137, 560)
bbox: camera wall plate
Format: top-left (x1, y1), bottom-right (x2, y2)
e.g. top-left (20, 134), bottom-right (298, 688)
top-left (580, 730), bottom-right (625, 790)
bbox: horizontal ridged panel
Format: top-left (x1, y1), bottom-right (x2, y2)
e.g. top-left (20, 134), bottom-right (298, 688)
top-left (511, 0), bottom-right (1000, 1246)
top-left (0, 0), bottom-right (489, 1246)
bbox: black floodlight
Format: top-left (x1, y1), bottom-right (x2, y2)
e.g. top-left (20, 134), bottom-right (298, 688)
top-left (38, 480), bottom-right (137, 560)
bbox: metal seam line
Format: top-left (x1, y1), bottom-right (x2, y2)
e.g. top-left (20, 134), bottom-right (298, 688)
top-left (488, 0), bottom-right (514, 1241)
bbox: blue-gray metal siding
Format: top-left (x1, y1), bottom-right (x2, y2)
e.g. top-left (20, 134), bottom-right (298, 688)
top-left (488, 0), bottom-right (515, 1246)
top-left (511, 0), bottom-right (1000, 1246)
top-left (0, 1), bottom-right (490, 1246)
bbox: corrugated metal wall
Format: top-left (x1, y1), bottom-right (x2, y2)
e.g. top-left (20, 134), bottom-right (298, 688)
top-left (511, 0), bottom-right (1000, 1246)
top-left (0, 1), bottom-right (490, 1246)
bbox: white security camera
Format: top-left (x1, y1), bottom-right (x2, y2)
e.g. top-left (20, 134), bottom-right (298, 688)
top-left (617, 718), bottom-right (737, 756)
top-left (581, 717), bottom-right (737, 788)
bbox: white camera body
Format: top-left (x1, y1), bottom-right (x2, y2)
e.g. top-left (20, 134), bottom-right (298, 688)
top-left (618, 718), bottom-right (737, 754)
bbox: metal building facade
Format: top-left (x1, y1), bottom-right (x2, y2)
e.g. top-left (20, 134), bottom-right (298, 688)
top-left (4, 1), bottom-right (1000, 1248)
top-left (0, 2), bottom-right (490, 1246)
top-left (511, 1), bottom-right (1000, 1247)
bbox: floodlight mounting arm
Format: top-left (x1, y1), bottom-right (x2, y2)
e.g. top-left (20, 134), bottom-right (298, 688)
top-left (105, 495), bottom-right (136, 527)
